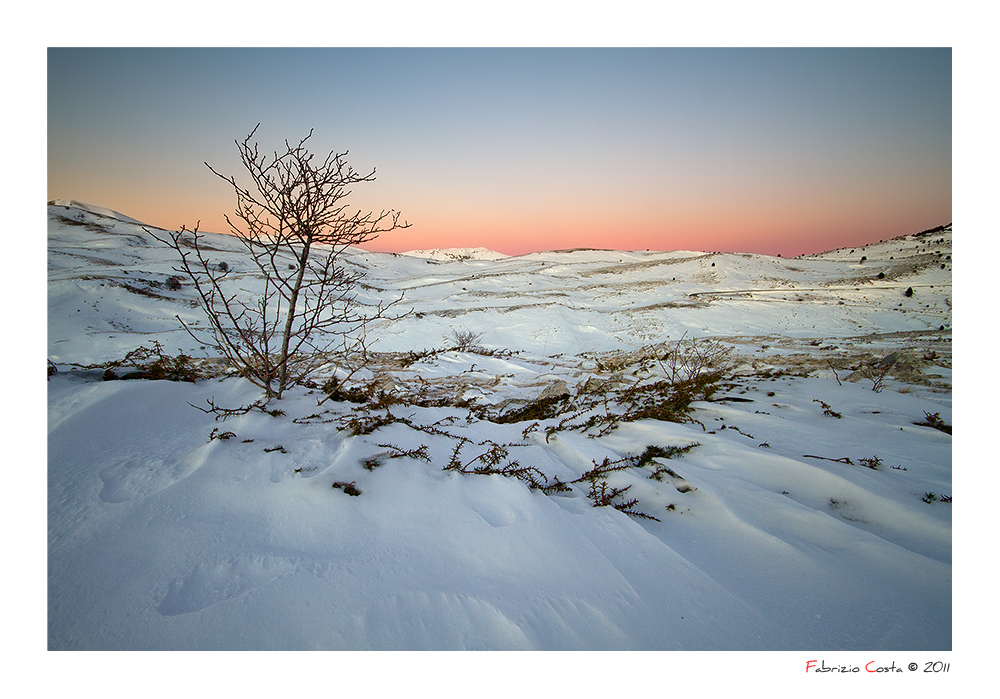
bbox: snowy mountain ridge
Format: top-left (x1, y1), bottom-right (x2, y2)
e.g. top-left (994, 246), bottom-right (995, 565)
top-left (400, 246), bottom-right (509, 261)
top-left (47, 199), bottom-right (147, 225)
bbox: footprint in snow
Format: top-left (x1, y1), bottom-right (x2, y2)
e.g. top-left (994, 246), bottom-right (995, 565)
top-left (97, 456), bottom-right (195, 503)
top-left (156, 555), bottom-right (297, 616)
top-left (470, 501), bottom-right (516, 528)
top-left (96, 441), bottom-right (216, 503)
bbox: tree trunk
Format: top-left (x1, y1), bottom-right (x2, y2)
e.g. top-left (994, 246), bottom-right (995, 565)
top-left (276, 239), bottom-right (312, 397)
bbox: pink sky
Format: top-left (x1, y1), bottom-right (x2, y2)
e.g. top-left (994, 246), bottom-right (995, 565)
top-left (48, 48), bottom-right (951, 258)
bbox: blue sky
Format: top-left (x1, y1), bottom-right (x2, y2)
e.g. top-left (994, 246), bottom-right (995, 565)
top-left (48, 47), bottom-right (951, 255)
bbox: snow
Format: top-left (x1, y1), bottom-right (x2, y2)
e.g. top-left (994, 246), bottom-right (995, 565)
top-left (47, 199), bottom-right (146, 225)
top-left (47, 202), bottom-right (954, 659)
top-left (401, 246), bottom-right (510, 261)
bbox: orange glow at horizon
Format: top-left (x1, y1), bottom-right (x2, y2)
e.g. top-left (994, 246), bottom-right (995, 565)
top-left (85, 188), bottom-right (951, 260)
top-left (47, 48), bottom-right (951, 260)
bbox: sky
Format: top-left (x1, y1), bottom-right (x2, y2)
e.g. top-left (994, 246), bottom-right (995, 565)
top-left (47, 47), bottom-right (951, 257)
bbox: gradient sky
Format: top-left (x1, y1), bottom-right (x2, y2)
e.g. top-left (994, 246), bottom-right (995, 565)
top-left (47, 47), bottom-right (951, 257)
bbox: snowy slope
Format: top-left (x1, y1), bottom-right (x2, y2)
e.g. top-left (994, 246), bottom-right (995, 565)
top-left (47, 202), bottom-right (952, 651)
top-left (47, 198), bottom-right (146, 225)
top-left (401, 246), bottom-right (509, 261)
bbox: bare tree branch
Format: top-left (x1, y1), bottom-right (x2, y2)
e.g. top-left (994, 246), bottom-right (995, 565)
top-left (149, 126), bottom-right (410, 400)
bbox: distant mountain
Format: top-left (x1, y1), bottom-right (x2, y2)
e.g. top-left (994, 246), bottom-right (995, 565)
top-left (401, 247), bottom-right (509, 261)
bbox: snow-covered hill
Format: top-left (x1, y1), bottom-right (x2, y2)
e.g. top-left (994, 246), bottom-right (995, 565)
top-left (47, 202), bottom-right (952, 652)
top-left (47, 198), bottom-right (147, 225)
top-left (401, 246), bottom-right (509, 261)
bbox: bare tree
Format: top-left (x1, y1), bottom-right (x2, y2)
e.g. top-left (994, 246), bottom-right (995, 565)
top-left (150, 125), bottom-right (409, 400)
top-left (857, 354), bottom-right (896, 393)
top-left (654, 335), bottom-right (733, 384)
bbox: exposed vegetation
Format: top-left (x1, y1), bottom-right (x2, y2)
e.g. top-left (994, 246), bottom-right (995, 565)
top-left (92, 341), bottom-right (207, 383)
top-left (332, 481), bottom-right (362, 496)
top-left (915, 411), bottom-right (951, 435)
top-left (814, 399), bottom-right (842, 418)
